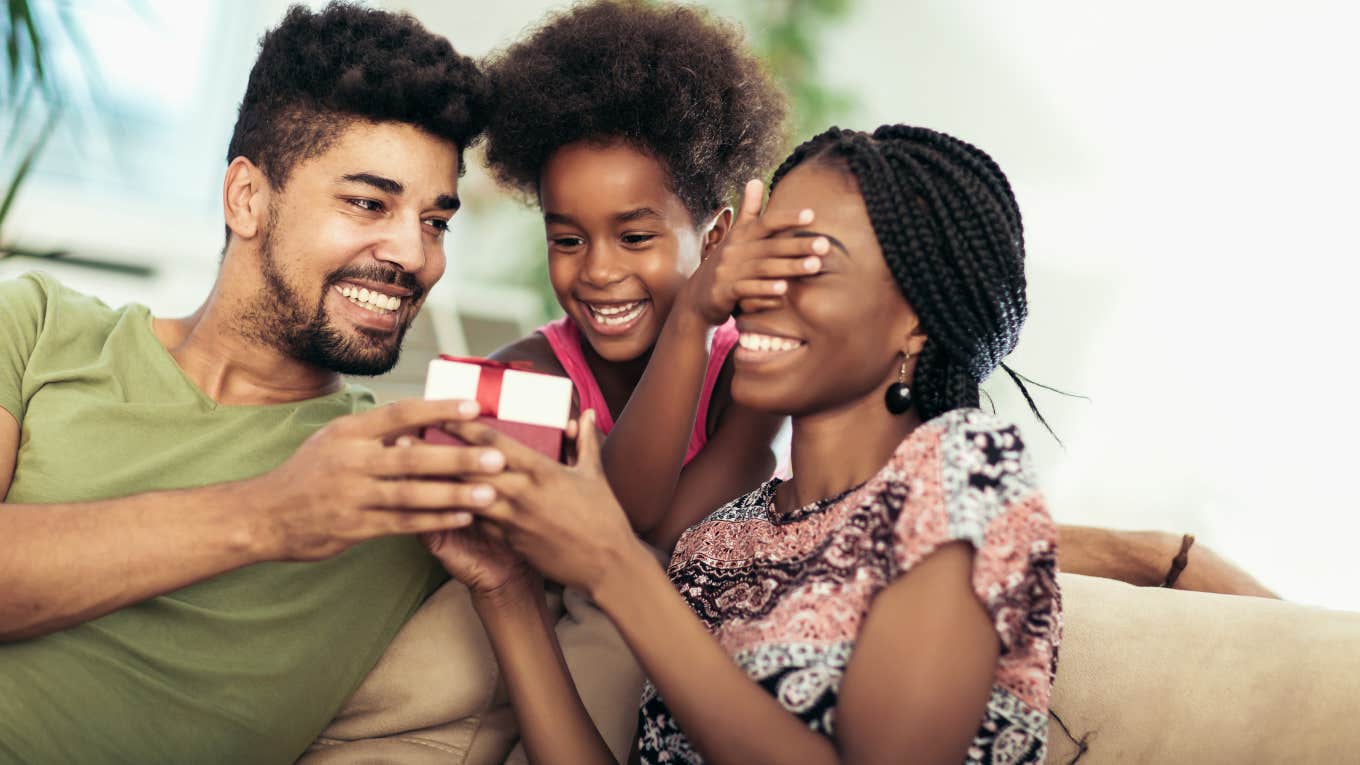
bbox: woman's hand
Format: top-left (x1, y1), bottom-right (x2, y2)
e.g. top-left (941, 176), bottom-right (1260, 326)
top-left (386, 435), bottom-right (536, 600)
top-left (439, 411), bottom-right (645, 597)
top-left (680, 178), bottom-right (829, 325)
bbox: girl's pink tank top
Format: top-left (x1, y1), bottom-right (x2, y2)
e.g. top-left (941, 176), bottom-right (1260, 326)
top-left (537, 316), bottom-right (739, 466)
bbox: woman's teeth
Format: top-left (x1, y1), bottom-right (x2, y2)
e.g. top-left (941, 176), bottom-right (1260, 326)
top-left (586, 301), bottom-right (646, 326)
top-left (338, 285), bottom-right (402, 313)
top-left (738, 332), bottom-right (803, 352)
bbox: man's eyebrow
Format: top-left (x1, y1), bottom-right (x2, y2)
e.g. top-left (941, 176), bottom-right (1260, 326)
top-left (789, 230), bottom-right (850, 255)
top-left (433, 194), bottom-right (460, 212)
top-left (615, 207), bottom-right (664, 222)
top-left (340, 173), bottom-right (403, 195)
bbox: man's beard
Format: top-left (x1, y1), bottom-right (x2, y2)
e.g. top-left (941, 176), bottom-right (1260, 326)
top-left (240, 222), bottom-right (423, 376)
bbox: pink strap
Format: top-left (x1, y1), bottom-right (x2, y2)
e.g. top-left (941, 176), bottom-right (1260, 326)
top-left (536, 317), bottom-right (739, 466)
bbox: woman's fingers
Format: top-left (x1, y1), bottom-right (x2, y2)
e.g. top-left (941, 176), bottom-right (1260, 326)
top-left (572, 410), bottom-right (605, 474)
top-left (439, 418), bottom-right (552, 477)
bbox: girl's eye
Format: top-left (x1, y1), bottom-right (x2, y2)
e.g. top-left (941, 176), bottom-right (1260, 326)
top-left (551, 236), bottom-right (584, 248)
top-left (347, 198), bottom-right (384, 212)
top-left (622, 233), bottom-right (656, 246)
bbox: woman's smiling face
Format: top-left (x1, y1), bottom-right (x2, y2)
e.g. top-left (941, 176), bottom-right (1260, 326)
top-left (733, 160), bottom-right (920, 417)
top-left (538, 141), bottom-right (707, 362)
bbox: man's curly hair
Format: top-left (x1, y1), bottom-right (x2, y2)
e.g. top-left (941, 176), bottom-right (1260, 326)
top-left (226, 2), bottom-right (489, 190)
top-left (482, 0), bottom-right (787, 223)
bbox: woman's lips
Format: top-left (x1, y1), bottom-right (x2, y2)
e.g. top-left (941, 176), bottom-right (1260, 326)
top-left (580, 299), bottom-right (650, 337)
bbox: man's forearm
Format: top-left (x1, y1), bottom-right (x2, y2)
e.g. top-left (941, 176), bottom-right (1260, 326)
top-left (1056, 524), bottom-right (1172, 586)
top-left (0, 479), bottom-right (274, 641)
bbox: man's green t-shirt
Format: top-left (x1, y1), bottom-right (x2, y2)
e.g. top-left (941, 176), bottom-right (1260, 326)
top-left (0, 273), bottom-right (446, 763)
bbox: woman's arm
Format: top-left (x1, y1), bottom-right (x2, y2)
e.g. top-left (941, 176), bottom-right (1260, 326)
top-left (456, 418), bottom-right (999, 765)
top-left (593, 539), bottom-right (997, 765)
top-left (471, 580), bottom-right (619, 765)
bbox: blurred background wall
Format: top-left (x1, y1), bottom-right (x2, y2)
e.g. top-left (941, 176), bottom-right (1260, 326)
top-left (3, 0), bottom-right (1358, 609)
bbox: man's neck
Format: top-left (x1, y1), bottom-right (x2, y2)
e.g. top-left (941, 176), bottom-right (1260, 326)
top-left (153, 282), bottom-right (342, 406)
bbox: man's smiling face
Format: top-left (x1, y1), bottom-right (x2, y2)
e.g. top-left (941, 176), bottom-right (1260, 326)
top-left (240, 120), bottom-right (461, 376)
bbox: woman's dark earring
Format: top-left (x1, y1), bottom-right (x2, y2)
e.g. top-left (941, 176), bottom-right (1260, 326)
top-left (884, 353), bottom-right (913, 415)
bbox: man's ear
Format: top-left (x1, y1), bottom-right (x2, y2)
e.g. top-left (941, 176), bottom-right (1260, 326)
top-left (223, 157), bottom-right (270, 241)
top-left (701, 207), bottom-right (734, 257)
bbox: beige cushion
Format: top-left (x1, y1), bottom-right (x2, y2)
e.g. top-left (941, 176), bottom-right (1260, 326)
top-left (1045, 573), bottom-right (1360, 764)
top-left (299, 579), bottom-right (642, 765)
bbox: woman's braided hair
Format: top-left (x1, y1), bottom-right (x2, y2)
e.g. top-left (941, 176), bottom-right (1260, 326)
top-left (771, 125), bottom-right (1035, 423)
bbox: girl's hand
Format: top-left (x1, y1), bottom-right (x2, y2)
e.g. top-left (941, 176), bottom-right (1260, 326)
top-left (439, 411), bottom-right (643, 596)
top-left (681, 178), bottom-right (829, 325)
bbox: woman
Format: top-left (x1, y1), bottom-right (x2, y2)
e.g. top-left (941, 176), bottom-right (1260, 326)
top-left (419, 125), bottom-right (1060, 763)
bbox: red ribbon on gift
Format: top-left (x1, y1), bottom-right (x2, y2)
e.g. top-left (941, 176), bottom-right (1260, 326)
top-left (437, 356), bottom-right (534, 418)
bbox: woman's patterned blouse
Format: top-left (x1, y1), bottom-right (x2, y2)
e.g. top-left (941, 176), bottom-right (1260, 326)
top-left (637, 409), bottom-right (1062, 765)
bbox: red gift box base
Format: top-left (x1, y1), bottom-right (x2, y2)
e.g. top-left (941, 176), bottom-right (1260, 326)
top-left (423, 416), bottom-right (564, 462)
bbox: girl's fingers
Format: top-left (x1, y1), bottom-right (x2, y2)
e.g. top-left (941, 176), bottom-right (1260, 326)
top-left (734, 255), bottom-right (822, 281)
top-left (731, 279), bottom-right (790, 299)
top-left (735, 179), bottom-right (765, 225)
top-left (737, 297), bottom-right (783, 314)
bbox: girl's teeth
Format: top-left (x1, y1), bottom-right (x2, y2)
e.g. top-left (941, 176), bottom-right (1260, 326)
top-left (338, 285), bottom-right (401, 314)
top-left (588, 301), bottom-right (645, 326)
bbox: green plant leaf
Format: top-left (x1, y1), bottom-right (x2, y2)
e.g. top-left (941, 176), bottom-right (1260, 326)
top-left (0, 101), bottom-right (58, 240)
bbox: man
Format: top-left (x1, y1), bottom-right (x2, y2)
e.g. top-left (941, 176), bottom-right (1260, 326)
top-left (0, 4), bottom-right (502, 761)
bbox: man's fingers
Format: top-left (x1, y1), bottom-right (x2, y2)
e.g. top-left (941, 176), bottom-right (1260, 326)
top-left (334, 398), bottom-right (481, 440)
top-left (369, 442), bottom-right (506, 478)
top-left (369, 478), bottom-right (499, 511)
top-left (368, 509), bottom-right (476, 536)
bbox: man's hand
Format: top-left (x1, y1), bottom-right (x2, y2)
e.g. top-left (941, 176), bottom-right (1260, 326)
top-left (245, 398), bottom-right (509, 562)
top-left (680, 179), bottom-right (828, 325)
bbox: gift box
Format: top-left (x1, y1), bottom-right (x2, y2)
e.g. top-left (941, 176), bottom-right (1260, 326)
top-left (423, 356), bottom-right (574, 461)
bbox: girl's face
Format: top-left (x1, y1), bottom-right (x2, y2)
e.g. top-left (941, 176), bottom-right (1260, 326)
top-left (539, 141), bottom-right (712, 362)
top-left (732, 161), bottom-right (920, 417)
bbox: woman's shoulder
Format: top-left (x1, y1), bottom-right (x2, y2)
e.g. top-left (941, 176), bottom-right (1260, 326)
top-left (881, 407), bottom-right (1046, 545)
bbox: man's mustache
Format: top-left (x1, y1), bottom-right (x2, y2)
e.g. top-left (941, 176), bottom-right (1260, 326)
top-left (326, 266), bottom-right (424, 302)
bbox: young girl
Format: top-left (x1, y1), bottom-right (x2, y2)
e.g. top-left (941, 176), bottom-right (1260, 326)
top-left (426, 125), bottom-right (1061, 764)
top-left (481, 0), bottom-right (821, 549)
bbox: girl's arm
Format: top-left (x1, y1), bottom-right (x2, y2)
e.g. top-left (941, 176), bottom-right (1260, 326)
top-left (603, 181), bottom-right (820, 537)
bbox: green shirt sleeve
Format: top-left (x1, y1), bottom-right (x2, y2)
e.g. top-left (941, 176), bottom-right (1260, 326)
top-left (0, 272), bottom-right (50, 421)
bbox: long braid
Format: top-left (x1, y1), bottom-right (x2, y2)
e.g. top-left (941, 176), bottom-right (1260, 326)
top-left (772, 125), bottom-right (1046, 426)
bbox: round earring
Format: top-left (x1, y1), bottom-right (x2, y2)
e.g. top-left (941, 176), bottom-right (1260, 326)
top-left (884, 353), bottom-right (913, 415)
